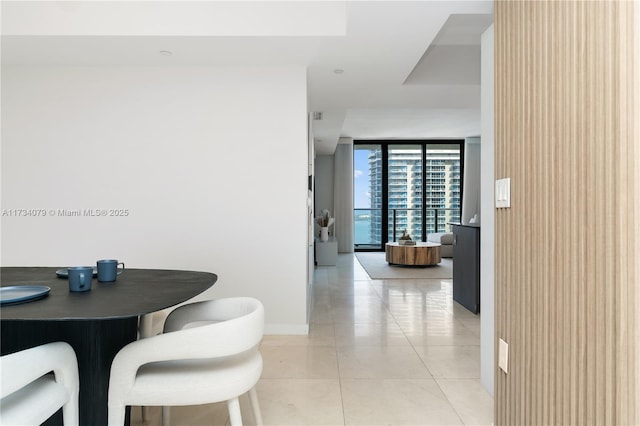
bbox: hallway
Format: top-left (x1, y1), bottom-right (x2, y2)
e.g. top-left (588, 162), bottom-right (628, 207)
top-left (133, 253), bottom-right (493, 425)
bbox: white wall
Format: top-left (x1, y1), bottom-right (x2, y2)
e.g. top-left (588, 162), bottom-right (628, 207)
top-left (1, 65), bottom-right (310, 334)
top-left (480, 24), bottom-right (495, 396)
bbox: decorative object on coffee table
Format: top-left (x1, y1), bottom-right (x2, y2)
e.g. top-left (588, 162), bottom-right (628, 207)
top-left (398, 229), bottom-right (416, 245)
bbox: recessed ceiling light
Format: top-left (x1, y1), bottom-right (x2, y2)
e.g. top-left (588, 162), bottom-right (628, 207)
top-left (159, 50), bottom-right (173, 56)
top-left (333, 69), bottom-right (344, 74)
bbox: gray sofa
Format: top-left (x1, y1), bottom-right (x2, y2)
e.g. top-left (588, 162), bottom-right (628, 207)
top-left (427, 232), bottom-right (454, 258)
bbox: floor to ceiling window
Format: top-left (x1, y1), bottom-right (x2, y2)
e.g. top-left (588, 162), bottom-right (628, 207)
top-left (353, 144), bottom-right (383, 249)
top-left (353, 140), bottom-right (463, 251)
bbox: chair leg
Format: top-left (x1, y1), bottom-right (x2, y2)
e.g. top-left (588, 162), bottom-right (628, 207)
top-left (248, 387), bottom-right (263, 426)
top-left (162, 406), bottom-right (170, 426)
top-left (107, 404), bottom-right (126, 426)
top-left (141, 406), bottom-right (148, 422)
top-left (227, 397), bottom-right (242, 426)
top-left (62, 397), bottom-right (79, 426)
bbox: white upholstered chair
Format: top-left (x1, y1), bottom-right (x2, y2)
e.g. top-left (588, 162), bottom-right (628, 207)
top-left (138, 310), bottom-right (168, 340)
top-left (108, 297), bottom-right (264, 426)
top-left (138, 310), bottom-right (168, 421)
top-left (0, 341), bottom-right (80, 426)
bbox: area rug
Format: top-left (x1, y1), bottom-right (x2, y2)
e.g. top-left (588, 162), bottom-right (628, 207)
top-left (355, 252), bottom-right (453, 279)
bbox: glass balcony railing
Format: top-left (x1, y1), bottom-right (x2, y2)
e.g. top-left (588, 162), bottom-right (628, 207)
top-left (354, 209), bottom-right (382, 248)
top-left (354, 207), bottom-right (460, 249)
top-left (387, 208), bottom-right (458, 241)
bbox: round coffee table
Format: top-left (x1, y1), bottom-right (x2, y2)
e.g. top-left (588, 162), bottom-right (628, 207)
top-left (385, 242), bottom-right (442, 266)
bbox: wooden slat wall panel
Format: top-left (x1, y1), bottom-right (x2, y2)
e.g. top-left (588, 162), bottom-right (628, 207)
top-left (494, 1), bottom-right (638, 425)
top-left (632, 4), bottom-right (639, 425)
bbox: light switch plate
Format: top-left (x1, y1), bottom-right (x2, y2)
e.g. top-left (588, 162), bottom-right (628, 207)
top-left (498, 338), bottom-right (509, 373)
top-left (495, 178), bottom-right (511, 208)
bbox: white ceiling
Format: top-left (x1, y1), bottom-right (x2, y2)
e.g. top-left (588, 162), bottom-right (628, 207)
top-left (1, 1), bottom-right (494, 155)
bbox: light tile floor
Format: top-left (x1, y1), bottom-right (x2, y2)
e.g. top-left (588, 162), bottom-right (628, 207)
top-left (132, 253), bottom-right (493, 426)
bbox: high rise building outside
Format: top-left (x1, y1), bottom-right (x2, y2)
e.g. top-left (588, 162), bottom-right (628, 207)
top-left (365, 145), bottom-right (461, 245)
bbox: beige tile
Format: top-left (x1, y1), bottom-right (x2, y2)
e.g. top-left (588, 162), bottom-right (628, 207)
top-left (334, 322), bottom-right (411, 347)
top-left (459, 319), bottom-right (481, 336)
top-left (436, 379), bottom-right (494, 426)
top-left (346, 260), bottom-right (371, 279)
top-left (329, 283), bottom-right (380, 298)
top-left (165, 403), bottom-right (231, 426)
top-left (379, 277), bottom-right (452, 289)
top-left (406, 332), bottom-right (480, 347)
top-left (385, 292), bottom-right (450, 305)
top-left (312, 291), bottom-right (331, 305)
top-left (379, 279), bottom-right (450, 292)
top-left (330, 295), bottom-right (384, 309)
top-left (390, 310), bottom-right (455, 325)
top-left (331, 304), bottom-right (396, 324)
top-left (415, 346), bottom-right (480, 379)
top-left (397, 319), bottom-right (476, 337)
top-left (261, 324), bottom-right (335, 347)
top-left (260, 346), bottom-right (339, 379)
top-left (130, 403), bottom-right (231, 426)
top-left (386, 303), bottom-right (457, 320)
top-left (310, 302), bottom-right (333, 324)
top-left (341, 379), bottom-right (463, 425)
top-left (372, 280), bottom-right (444, 300)
top-left (337, 346), bottom-right (431, 379)
top-left (386, 298), bottom-right (454, 312)
top-left (254, 379), bottom-right (345, 425)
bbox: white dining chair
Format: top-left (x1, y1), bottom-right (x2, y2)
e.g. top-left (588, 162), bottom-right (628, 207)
top-left (108, 297), bottom-right (264, 426)
top-left (137, 309), bottom-right (168, 421)
top-left (0, 341), bottom-right (80, 426)
top-left (138, 310), bottom-right (168, 340)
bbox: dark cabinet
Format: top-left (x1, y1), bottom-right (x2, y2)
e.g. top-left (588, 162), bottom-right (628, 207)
top-left (451, 224), bottom-right (480, 314)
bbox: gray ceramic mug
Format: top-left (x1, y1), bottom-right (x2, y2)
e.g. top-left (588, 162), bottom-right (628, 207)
top-left (96, 259), bottom-right (125, 282)
top-left (68, 266), bottom-right (94, 292)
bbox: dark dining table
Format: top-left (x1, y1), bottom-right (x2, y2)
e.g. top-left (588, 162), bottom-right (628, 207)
top-left (0, 266), bottom-right (217, 426)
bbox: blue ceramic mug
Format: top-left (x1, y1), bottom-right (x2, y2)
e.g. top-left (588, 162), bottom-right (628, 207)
top-left (97, 259), bottom-right (125, 282)
top-left (68, 266), bottom-right (94, 292)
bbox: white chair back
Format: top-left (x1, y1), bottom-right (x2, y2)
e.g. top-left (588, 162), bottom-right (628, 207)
top-left (108, 297), bottom-right (265, 426)
top-left (164, 297), bottom-right (264, 357)
top-left (0, 341), bottom-right (79, 426)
